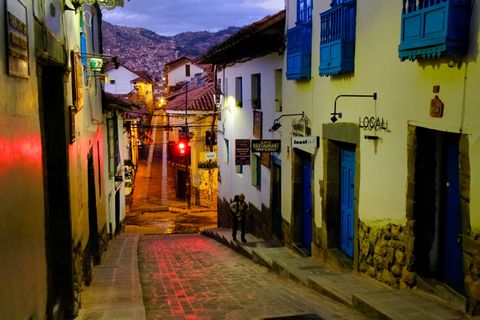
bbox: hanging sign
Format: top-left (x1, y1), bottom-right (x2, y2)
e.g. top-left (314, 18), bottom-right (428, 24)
top-left (235, 139), bottom-right (250, 165)
top-left (292, 136), bottom-right (319, 154)
top-left (205, 151), bottom-right (217, 160)
top-left (430, 95), bottom-right (444, 118)
top-left (251, 140), bottom-right (281, 153)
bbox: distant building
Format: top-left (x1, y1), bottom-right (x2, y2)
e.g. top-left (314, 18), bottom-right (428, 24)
top-left (164, 57), bottom-right (205, 93)
top-left (104, 64), bottom-right (139, 94)
top-left (165, 66), bottom-right (218, 208)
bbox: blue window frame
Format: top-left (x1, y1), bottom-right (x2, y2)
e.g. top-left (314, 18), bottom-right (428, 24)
top-left (297, 0), bottom-right (312, 24)
top-left (319, 0), bottom-right (356, 76)
top-left (286, 0), bottom-right (313, 80)
top-left (398, 0), bottom-right (472, 61)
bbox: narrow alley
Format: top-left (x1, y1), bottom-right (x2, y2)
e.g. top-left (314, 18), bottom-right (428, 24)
top-left (124, 110), bottom-right (218, 234)
top-left (3, 1), bottom-right (480, 319)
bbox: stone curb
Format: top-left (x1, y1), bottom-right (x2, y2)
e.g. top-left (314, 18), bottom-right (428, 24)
top-left (201, 228), bottom-right (470, 320)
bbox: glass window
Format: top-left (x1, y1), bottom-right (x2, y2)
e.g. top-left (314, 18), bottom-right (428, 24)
top-left (274, 69), bottom-right (282, 112)
top-left (235, 77), bottom-right (243, 107)
top-left (251, 154), bottom-right (261, 189)
top-left (251, 73), bottom-right (261, 109)
top-left (297, 0), bottom-right (312, 24)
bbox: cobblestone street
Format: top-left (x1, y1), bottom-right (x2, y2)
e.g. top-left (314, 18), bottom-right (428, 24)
top-left (138, 234), bottom-right (366, 320)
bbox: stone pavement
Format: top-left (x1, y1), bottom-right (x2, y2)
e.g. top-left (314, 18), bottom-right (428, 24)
top-left (202, 228), bottom-right (474, 320)
top-left (138, 234), bottom-right (367, 320)
top-left (75, 233), bottom-right (366, 320)
top-left (75, 234), bottom-right (146, 320)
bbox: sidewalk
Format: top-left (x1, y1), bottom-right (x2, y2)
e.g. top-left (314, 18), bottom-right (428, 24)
top-left (75, 234), bottom-right (146, 320)
top-left (201, 228), bottom-right (472, 320)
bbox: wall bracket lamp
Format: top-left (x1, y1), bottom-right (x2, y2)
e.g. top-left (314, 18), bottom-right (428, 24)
top-left (331, 93), bottom-right (377, 123)
top-left (269, 112), bottom-right (305, 132)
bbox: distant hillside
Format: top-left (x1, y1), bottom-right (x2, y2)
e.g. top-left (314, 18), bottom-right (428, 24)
top-left (102, 21), bottom-right (241, 80)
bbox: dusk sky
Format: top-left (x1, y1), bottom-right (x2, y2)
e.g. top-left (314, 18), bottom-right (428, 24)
top-left (102, 0), bottom-right (285, 36)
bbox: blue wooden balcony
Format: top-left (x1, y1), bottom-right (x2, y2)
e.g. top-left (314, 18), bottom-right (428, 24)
top-left (319, 1), bottom-right (356, 76)
top-left (398, 0), bottom-right (471, 61)
top-left (286, 24), bottom-right (312, 80)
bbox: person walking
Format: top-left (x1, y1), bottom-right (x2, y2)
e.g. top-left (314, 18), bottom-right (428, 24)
top-left (230, 193), bottom-right (248, 242)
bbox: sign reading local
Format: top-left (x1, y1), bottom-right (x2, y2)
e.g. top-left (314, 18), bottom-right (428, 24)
top-left (251, 140), bottom-right (281, 153)
top-left (359, 116), bottom-right (391, 132)
top-left (292, 136), bottom-right (319, 149)
top-left (235, 139), bottom-right (250, 165)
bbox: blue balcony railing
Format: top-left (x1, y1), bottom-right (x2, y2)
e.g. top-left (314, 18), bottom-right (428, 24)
top-left (286, 24), bottom-right (312, 80)
top-left (398, 0), bottom-right (471, 61)
top-left (319, 0), bottom-right (356, 76)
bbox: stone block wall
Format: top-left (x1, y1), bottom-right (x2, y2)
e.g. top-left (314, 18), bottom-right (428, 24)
top-left (358, 221), bottom-right (416, 288)
top-left (464, 232), bottom-right (480, 314)
top-left (217, 196), bottom-right (232, 228)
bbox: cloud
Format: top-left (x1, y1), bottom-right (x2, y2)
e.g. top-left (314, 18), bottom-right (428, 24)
top-left (241, 0), bottom-right (284, 11)
top-left (102, 0), bottom-right (283, 36)
top-left (102, 10), bottom-right (149, 23)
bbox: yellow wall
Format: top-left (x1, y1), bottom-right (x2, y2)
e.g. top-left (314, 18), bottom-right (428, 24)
top-left (284, 0), bottom-right (480, 231)
top-left (0, 1), bottom-right (47, 318)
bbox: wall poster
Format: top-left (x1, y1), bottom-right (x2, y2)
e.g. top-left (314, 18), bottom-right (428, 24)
top-left (6, 0), bottom-right (29, 78)
top-left (71, 51), bottom-right (84, 111)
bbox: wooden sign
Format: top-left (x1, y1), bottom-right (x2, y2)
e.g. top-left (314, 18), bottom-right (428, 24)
top-left (430, 95), bottom-right (444, 118)
top-left (235, 139), bottom-right (250, 165)
top-left (251, 140), bottom-right (281, 153)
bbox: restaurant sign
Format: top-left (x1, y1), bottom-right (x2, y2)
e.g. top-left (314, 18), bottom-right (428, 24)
top-left (251, 140), bottom-right (281, 153)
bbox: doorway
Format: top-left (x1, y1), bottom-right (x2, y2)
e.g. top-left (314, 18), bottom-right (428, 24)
top-left (340, 145), bottom-right (355, 258)
top-left (292, 150), bottom-right (313, 255)
top-left (413, 127), bottom-right (464, 293)
top-left (39, 66), bottom-right (74, 318)
top-left (87, 149), bottom-right (100, 264)
top-left (271, 159), bottom-right (283, 241)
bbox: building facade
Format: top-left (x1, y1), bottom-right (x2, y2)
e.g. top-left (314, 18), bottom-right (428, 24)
top-left (165, 71), bottom-right (218, 208)
top-left (200, 11), bottom-right (285, 240)
top-left (283, 0), bottom-right (480, 313)
top-left (0, 1), bottom-right (123, 318)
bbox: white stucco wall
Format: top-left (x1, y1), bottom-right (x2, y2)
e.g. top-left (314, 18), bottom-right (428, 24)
top-left (217, 53), bottom-right (283, 211)
top-left (283, 0), bottom-right (480, 232)
top-left (105, 66), bottom-right (138, 94)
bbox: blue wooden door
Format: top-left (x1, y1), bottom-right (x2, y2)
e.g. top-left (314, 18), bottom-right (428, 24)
top-left (340, 147), bottom-right (355, 258)
top-left (443, 140), bottom-right (464, 292)
top-left (302, 159), bottom-right (312, 253)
